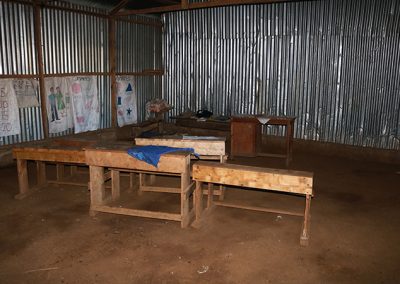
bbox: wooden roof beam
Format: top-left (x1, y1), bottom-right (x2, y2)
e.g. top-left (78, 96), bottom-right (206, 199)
top-left (109, 0), bottom-right (129, 16)
top-left (116, 0), bottom-right (292, 16)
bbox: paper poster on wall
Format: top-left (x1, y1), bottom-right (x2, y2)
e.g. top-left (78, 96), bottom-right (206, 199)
top-left (12, 79), bottom-right (40, 108)
top-left (116, 76), bottom-right (137, 127)
top-left (44, 77), bottom-right (73, 134)
top-left (68, 76), bottom-right (99, 134)
top-left (0, 79), bottom-right (21, 137)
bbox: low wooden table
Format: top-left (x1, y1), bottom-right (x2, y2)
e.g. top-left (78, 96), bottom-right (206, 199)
top-left (85, 146), bottom-right (194, 228)
top-left (12, 139), bottom-right (96, 199)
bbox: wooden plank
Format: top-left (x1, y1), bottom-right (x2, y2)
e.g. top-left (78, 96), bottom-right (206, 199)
top-left (135, 137), bottom-right (226, 156)
top-left (53, 139), bottom-right (96, 148)
top-left (48, 180), bottom-right (111, 189)
top-left (85, 149), bottom-right (190, 174)
top-left (13, 148), bottom-right (86, 164)
top-left (213, 201), bottom-right (304, 217)
top-left (91, 205), bottom-right (181, 222)
top-left (48, 180), bottom-right (88, 187)
top-left (192, 162), bottom-right (313, 195)
top-left (140, 186), bottom-right (180, 194)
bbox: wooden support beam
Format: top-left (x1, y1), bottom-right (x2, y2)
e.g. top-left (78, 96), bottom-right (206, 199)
top-left (109, 0), bottom-right (129, 16)
top-left (192, 162), bottom-right (313, 195)
top-left (33, 2), bottom-right (48, 138)
top-left (116, 0), bottom-right (291, 16)
top-left (109, 17), bottom-right (117, 128)
top-left (116, 17), bottom-right (163, 28)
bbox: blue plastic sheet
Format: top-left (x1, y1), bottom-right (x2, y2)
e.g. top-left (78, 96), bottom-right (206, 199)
top-left (127, 145), bottom-right (197, 167)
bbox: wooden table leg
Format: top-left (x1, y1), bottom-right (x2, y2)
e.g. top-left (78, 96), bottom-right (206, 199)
top-left (207, 183), bottom-right (214, 208)
top-left (111, 169), bottom-right (120, 201)
top-left (300, 194), bottom-right (311, 246)
top-left (56, 164), bottom-right (64, 182)
top-left (70, 165), bottom-right (78, 176)
top-left (15, 159), bottom-right (29, 200)
top-left (195, 181), bottom-right (203, 222)
top-left (180, 168), bottom-right (190, 228)
top-left (218, 155), bottom-right (227, 201)
top-left (89, 165), bottom-right (105, 216)
top-left (128, 172), bottom-right (135, 192)
top-left (286, 120), bottom-right (294, 167)
top-left (36, 161), bottom-right (47, 187)
top-left (138, 173), bottom-right (145, 195)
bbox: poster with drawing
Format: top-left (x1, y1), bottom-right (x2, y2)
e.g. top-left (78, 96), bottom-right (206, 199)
top-left (116, 76), bottom-right (137, 127)
top-left (68, 76), bottom-right (99, 134)
top-left (12, 79), bottom-right (40, 108)
top-left (44, 77), bottom-right (73, 134)
top-left (0, 79), bottom-right (21, 137)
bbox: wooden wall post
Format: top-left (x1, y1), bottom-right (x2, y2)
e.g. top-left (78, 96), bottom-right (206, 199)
top-left (33, 2), bottom-right (49, 138)
top-left (109, 16), bottom-right (117, 128)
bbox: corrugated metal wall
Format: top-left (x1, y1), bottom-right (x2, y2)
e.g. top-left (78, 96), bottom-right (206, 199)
top-left (163, 0), bottom-right (400, 150)
top-left (116, 15), bottom-right (163, 122)
top-left (0, 1), bottom-right (42, 145)
top-left (0, 1), bottom-right (162, 145)
top-left (42, 4), bottom-right (110, 136)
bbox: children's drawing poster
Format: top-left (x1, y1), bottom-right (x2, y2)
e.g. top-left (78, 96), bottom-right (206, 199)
top-left (68, 76), bottom-right (99, 134)
top-left (12, 79), bottom-right (40, 108)
top-left (116, 76), bottom-right (137, 127)
top-left (44, 77), bottom-right (73, 134)
top-left (0, 79), bottom-right (21, 137)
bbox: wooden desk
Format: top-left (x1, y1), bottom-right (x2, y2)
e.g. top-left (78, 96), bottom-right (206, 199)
top-left (85, 146), bottom-right (194, 228)
top-left (135, 136), bottom-right (228, 199)
top-left (193, 161), bottom-right (313, 246)
top-left (230, 116), bottom-right (296, 166)
top-left (12, 139), bottom-right (96, 199)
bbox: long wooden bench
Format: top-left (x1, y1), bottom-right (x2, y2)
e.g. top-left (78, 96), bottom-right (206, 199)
top-left (192, 161), bottom-right (314, 246)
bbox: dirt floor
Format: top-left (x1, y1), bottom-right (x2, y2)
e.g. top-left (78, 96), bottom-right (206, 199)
top-left (0, 151), bottom-right (399, 283)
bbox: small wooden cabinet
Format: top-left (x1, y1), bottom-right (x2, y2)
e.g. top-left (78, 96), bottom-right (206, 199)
top-left (230, 116), bottom-right (261, 157)
top-left (230, 115), bottom-right (296, 166)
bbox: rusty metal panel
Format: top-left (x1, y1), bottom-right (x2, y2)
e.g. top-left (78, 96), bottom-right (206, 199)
top-left (162, 0), bottom-right (400, 149)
